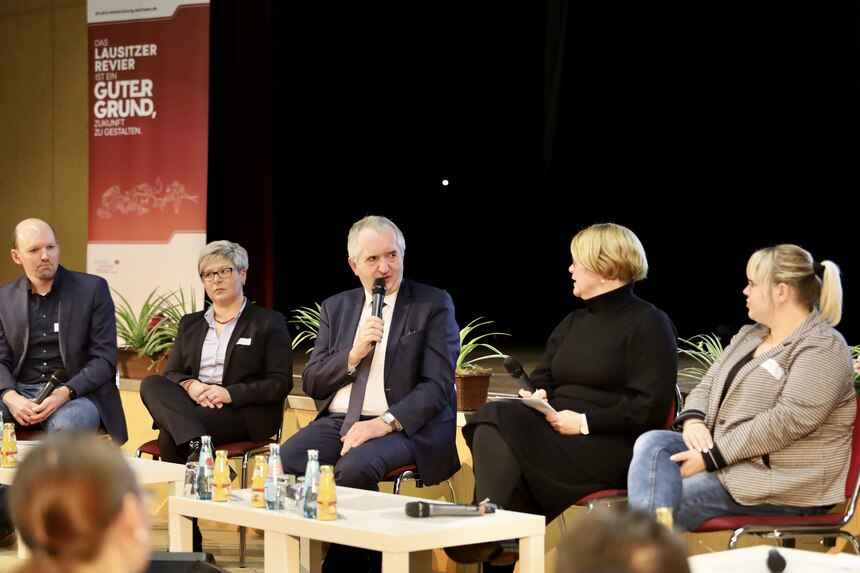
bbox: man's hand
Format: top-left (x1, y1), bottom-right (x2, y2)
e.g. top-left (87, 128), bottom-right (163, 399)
top-left (340, 417), bottom-right (389, 455)
top-left (29, 388), bottom-right (69, 424)
top-left (348, 315), bottom-right (384, 366)
top-left (2, 390), bottom-right (60, 426)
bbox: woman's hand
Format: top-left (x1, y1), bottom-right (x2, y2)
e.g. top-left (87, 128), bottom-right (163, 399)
top-left (188, 381), bottom-right (232, 409)
top-left (669, 449), bottom-right (706, 478)
top-left (546, 409), bottom-right (582, 434)
top-left (519, 388), bottom-right (547, 400)
top-left (682, 420), bottom-right (714, 452)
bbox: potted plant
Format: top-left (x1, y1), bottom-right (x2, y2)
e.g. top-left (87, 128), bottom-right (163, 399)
top-left (677, 333), bottom-right (724, 383)
top-left (113, 287), bottom-right (197, 378)
top-left (455, 317), bottom-right (509, 411)
top-left (289, 303), bottom-right (321, 353)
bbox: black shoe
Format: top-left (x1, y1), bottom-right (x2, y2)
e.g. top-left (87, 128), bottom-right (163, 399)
top-left (192, 517), bottom-right (203, 553)
top-left (0, 521), bottom-right (15, 548)
top-left (444, 539), bottom-right (518, 566)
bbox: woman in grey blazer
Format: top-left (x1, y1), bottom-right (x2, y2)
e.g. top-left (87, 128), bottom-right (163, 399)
top-left (628, 244), bottom-right (856, 531)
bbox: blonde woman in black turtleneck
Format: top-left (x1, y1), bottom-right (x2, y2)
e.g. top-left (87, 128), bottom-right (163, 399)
top-left (446, 222), bottom-right (678, 572)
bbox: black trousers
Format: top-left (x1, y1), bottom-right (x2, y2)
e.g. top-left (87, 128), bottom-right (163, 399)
top-left (139, 375), bottom-right (251, 463)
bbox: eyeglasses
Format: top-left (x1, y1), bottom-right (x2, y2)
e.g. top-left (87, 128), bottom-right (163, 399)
top-left (200, 267), bottom-right (235, 283)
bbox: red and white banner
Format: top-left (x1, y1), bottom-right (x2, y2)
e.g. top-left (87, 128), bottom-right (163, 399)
top-left (86, 0), bottom-right (209, 310)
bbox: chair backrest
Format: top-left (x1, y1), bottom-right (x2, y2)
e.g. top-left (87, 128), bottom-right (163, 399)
top-left (842, 396), bottom-right (860, 523)
top-left (662, 384), bottom-right (684, 430)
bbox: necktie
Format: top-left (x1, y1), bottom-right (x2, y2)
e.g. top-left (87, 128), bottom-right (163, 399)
top-left (340, 347), bottom-right (375, 436)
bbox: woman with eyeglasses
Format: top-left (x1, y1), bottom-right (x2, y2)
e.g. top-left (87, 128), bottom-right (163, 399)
top-left (140, 240), bottom-right (292, 551)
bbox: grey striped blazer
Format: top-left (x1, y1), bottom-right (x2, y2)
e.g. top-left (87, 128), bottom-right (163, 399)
top-left (683, 311), bottom-right (855, 506)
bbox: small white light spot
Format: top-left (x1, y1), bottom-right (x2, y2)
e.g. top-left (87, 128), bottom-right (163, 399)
top-left (442, 179), bottom-right (449, 186)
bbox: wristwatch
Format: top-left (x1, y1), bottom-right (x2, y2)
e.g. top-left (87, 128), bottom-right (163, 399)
top-left (382, 411), bottom-right (400, 431)
top-left (66, 385), bottom-right (77, 400)
top-left (579, 413), bottom-right (589, 435)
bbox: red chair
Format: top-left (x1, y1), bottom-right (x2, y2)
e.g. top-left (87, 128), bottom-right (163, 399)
top-left (557, 385), bottom-right (684, 528)
top-left (135, 398), bottom-right (287, 567)
top-left (690, 396), bottom-right (860, 553)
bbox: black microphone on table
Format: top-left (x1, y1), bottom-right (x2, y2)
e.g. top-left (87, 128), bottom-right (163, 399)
top-left (370, 278), bottom-right (386, 346)
top-left (33, 368), bottom-right (69, 405)
top-left (503, 356), bottom-right (535, 393)
top-left (766, 548), bottom-right (786, 573)
top-left (404, 501), bottom-right (498, 518)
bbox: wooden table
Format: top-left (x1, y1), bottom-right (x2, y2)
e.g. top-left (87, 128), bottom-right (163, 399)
top-left (169, 486), bottom-right (545, 573)
top-left (0, 447), bottom-right (186, 559)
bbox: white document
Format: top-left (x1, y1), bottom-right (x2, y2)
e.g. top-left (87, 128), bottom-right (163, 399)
top-left (488, 396), bottom-right (557, 416)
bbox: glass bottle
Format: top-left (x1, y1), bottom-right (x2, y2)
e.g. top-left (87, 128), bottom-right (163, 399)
top-left (212, 449), bottom-right (232, 502)
top-left (279, 474), bottom-right (295, 511)
top-left (195, 435), bottom-right (214, 500)
top-left (294, 475), bottom-right (306, 512)
top-left (302, 449), bottom-right (321, 519)
top-left (656, 507), bottom-right (674, 530)
top-left (183, 438), bottom-right (201, 496)
top-left (265, 443), bottom-right (283, 510)
top-left (1, 423), bottom-right (17, 468)
top-left (316, 464), bottom-right (337, 520)
top-left (251, 454), bottom-right (267, 508)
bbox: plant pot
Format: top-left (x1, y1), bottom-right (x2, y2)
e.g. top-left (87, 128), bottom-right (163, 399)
top-left (455, 374), bottom-right (490, 411)
top-left (117, 348), bottom-right (167, 379)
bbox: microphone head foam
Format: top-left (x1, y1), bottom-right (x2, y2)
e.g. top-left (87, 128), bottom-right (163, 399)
top-left (51, 368), bottom-right (69, 384)
top-left (372, 278), bottom-right (387, 295)
top-left (503, 356), bottom-right (523, 377)
top-left (404, 501), bottom-right (428, 518)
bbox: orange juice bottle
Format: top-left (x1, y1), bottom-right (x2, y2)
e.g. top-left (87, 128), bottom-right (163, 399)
top-left (212, 450), bottom-right (232, 502)
top-left (251, 454), bottom-right (267, 508)
top-left (1, 423), bottom-right (17, 468)
top-left (316, 464), bottom-right (337, 520)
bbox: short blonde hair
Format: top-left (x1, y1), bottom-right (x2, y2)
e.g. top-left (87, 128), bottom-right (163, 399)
top-left (570, 223), bottom-right (648, 282)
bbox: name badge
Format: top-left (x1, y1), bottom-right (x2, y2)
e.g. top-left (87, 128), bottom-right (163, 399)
top-left (760, 358), bottom-right (785, 381)
top-left (54, 323), bottom-right (60, 333)
top-left (237, 337), bottom-right (252, 346)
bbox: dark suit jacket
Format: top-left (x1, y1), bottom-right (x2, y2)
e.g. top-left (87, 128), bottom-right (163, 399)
top-left (0, 266), bottom-right (128, 444)
top-left (303, 279), bottom-right (461, 486)
top-left (163, 303), bottom-right (293, 441)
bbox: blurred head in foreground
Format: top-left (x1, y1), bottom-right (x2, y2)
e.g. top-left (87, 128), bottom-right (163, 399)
top-left (556, 506), bottom-right (690, 573)
top-left (9, 432), bottom-right (150, 573)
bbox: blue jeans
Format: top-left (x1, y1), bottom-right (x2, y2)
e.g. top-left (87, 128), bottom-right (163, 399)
top-left (0, 382), bottom-right (101, 525)
top-left (0, 383), bottom-right (100, 432)
top-left (627, 429), bottom-right (827, 531)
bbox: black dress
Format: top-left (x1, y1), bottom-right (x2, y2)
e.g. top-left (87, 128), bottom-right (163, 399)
top-left (463, 283), bottom-right (678, 522)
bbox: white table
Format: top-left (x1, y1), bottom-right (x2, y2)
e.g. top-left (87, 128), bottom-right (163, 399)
top-left (0, 448), bottom-right (186, 559)
top-left (689, 545), bottom-right (860, 573)
top-left (169, 486), bottom-right (545, 573)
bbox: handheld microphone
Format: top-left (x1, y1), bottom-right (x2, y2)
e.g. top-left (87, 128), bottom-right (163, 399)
top-left (503, 356), bottom-right (535, 392)
top-left (370, 278), bottom-right (386, 346)
top-left (404, 501), bottom-right (497, 518)
top-left (34, 368), bottom-right (69, 405)
top-left (371, 278), bottom-right (386, 319)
